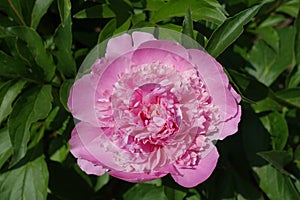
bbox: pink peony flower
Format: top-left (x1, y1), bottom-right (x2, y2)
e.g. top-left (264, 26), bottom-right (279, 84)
top-left (68, 31), bottom-right (241, 188)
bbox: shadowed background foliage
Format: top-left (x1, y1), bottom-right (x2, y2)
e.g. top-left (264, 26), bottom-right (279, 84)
top-left (0, 0), bottom-right (300, 199)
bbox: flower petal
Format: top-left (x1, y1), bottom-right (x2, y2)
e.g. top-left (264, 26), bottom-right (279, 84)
top-left (68, 74), bottom-right (98, 126)
top-left (105, 33), bottom-right (133, 59)
top-left (132, 31), bottom-right (156, 48)
top-left (77, 159), bottom-right (106, 176)
top-left (171, 146), bottom-right (219, 188)
top-left (69, 122), bottom-right (125, 172)
top-left (131, 48), bottom-right (193, 72)
top-left (109, 169), bottom-right (167, 183)
top-left (188, 49), bottom-right (241, 139)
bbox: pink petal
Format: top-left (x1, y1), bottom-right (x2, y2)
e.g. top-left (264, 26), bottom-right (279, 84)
top-left (131, 48), bottom-right (193, 72)
top-left (137, 40), bottom-right (189, 61)
top-left (171, 146), bottom-right (219, 188)
top-left (69, 122), bottom-right (125, 172)
top-left (93, 54), bottom-right (133, 98)
top-left (109, 170), bottom-right (167, 183)
top-left (105, 33), bottom-right (133, 59)
top-left (188, 49), bottom-right (241, 139)
top-left (132, 31), bottom-right (156, 48)
top-left (68, 74), bottom-right (98, 126)
top-left (77, 159), bottom-right (106, 176)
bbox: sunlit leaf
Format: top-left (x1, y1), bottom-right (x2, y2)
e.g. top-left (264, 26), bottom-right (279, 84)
top-left (0, 127), bottom-right (12, 169)
top-left (0, 154), bottom-right (49, 200)
top-left (94, 174), bottom-right (110, 192)
top-left (276, 88), bottom-right (300, 108)
top-left (54, 3), bottom-right (76, 77)
top-left (182, 7), bottom-right (194, 44)
top-left (123, 183), bottom-right (168, 200)
top-left (57, 0), bottom-right (71, 26)
top-left (253, 165), bottom-right (300, 200)
top-left (259, 111), bottom-right (288, 150)
top-left (150, 0), bottom-right (226, 25)
top-left (0, 80), bottom-right (26, 124)
top-left (206, 5), bottom-right (261, 57)
top-left (31, 0), bottom-right (54, 29)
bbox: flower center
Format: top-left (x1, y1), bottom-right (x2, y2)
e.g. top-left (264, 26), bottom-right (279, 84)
top-left (128, 83), bottom-right (180, 145)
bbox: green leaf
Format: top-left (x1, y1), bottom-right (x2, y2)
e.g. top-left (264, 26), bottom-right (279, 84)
top-left (59, 79), bottom-right (74, 111)
top-left (150, 0), bottom-right (226, 25)
top-left (276, 88), bottom-right (300, 108)
top-left (0, 127), bottom-right (13, 169)
top-left (123, 183), bottom-right (168, 200)
top-left (206, 5), bottom-right (261, 57)
top-left (145, 0), bottom-right (166, 11)
top-left (259, 111), bottom-right (288, 150)
top-left (6, 26), bottom-right (56, 82)
top-left (57, 0), bottom-right (71, 27)
top-left (98, 18), bottom-right (117, 43)
top-left (288, 9), bottom-right (300, 88)
top-left (94, 174), bottom-right (110, 192)
top-left (31, 0), bottom-right (54, 29)
top-left (246, 39), bottom-right (276, 83)
top-left (108, 0), bottom-right (133, 26)
top-left (53, 4), bottom-right (76, 77)
top-left (251, 97), bottom-right (281, 113)
top-left (0, 50), bottom-right (38, 80)
top-left (114, 16), bottom-right (132, 35)
top-left (185, 188), bottom-right (201, 200)
top-left (73, 4), bottom-right (115, 19)
top-left (276, 0), bottom-right (300, 17)
top-left (28, 122), bottom-right (45, 150)
top-left (247, 26), bottom-right (295, 86)
top-left (257, 150), bottom-right (293, 176)
top-left (253, 165), bottom-right (300, 200)
top-left (164, 186), bottom-right (186, 200)
top-left (295, 9), bottom-right (300, 66)
top-left (258, 26), bottom-right (279, 52)
top-left (49, 137), bottom-right (70, 163)
top-left (8, 85), bottom-right (52, 166)
top-left (258, 14), bottom-right (286, 28)
top-left (0, 154), bottom-right (49, 200)
top-left (0, 80), bottom-right (26, 124)
top-left (7, 0), bottom-right (26, 26)
top-left (229, 69), bottom-right (271, 102)
top-left (182, 8), bottom-right (194, 39)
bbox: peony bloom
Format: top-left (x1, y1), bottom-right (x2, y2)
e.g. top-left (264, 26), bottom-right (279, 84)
top-left (68, 31), bottom-right (241, 188)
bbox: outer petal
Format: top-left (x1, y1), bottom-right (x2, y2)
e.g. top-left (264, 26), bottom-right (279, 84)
top-left (105, 33), bottom-right (133, 59)
top-left (188, 49), bottom-right (241, 139)
top-left (69, 122), bottom-right (125, 172)
top-left (131, 48), bottom-right (193, 72)
top-left (68, 74), bottom-right (98, 126)
top-left (77, 159), bottom-right (106, 176)
top-left (132, 32), bottom-right (156, 48)
top-left (171, 147), bottom-right (219, 188)
top-left (137, 40), bottom-right (189, 60)
top-left (109, 169), bottom-right (167, 183)
top-left (93, 54), bottom-right (133, 97)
